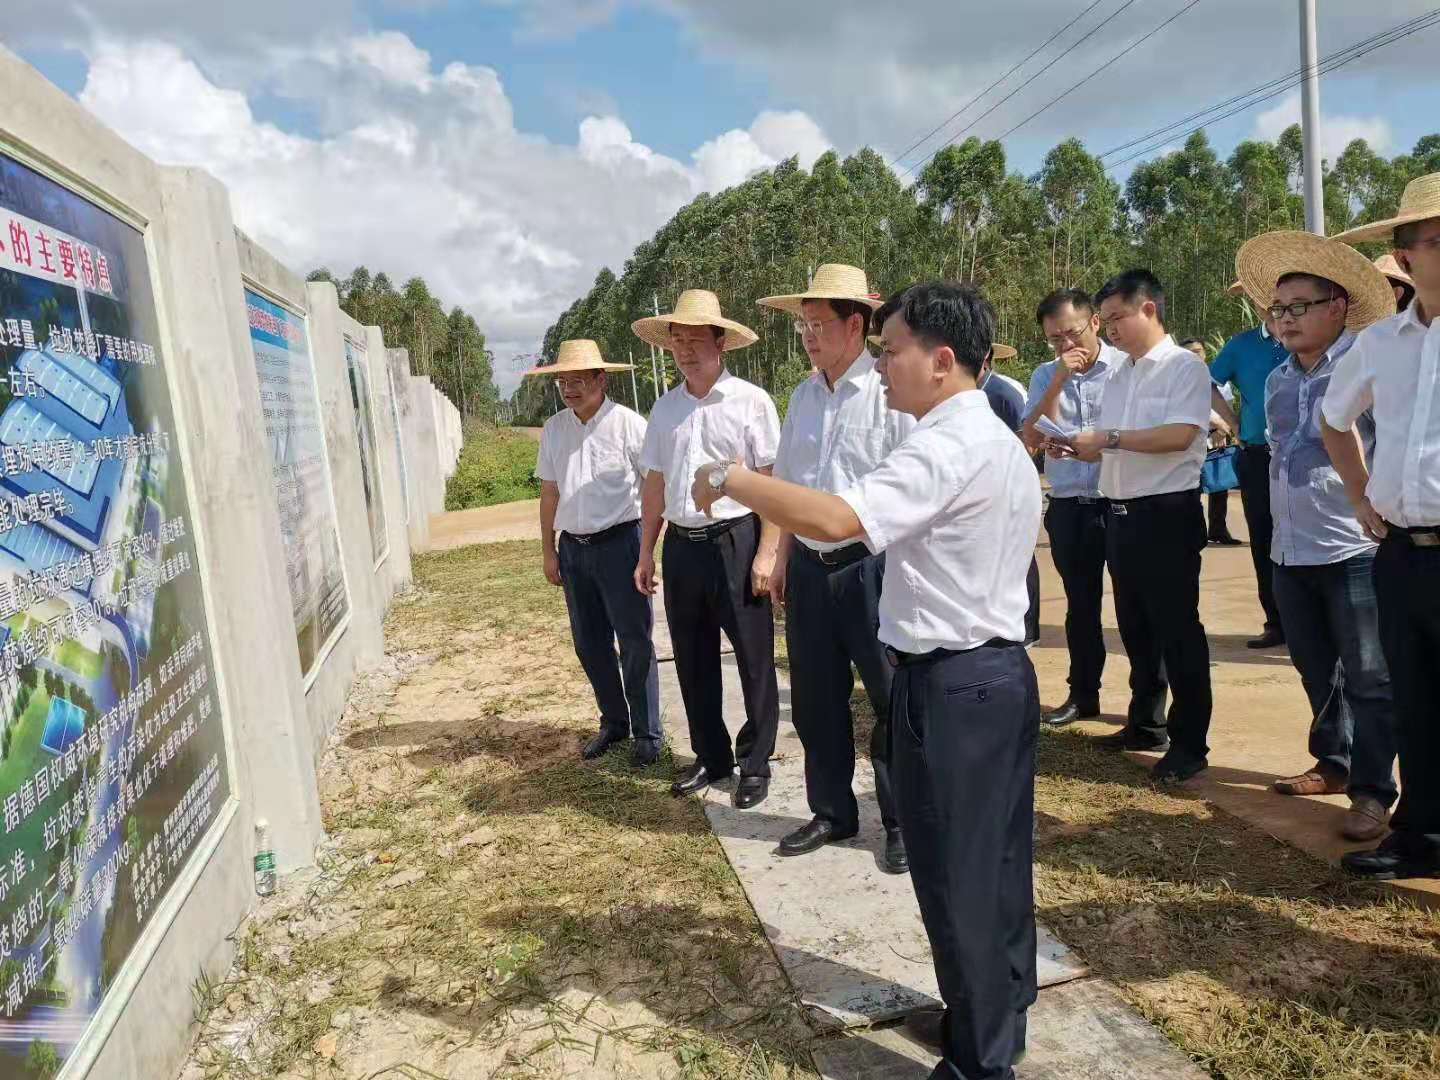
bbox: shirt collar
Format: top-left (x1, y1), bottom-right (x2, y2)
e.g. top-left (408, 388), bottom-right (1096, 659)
top-left (1260, 323), bottom-right (1272, 341)
top-left (916, 388), bottom-right (989, 430)
top-left (1091, 343), bottom-right (1122, 371)
top-left (682, 368), bottom-right (731, 402)
top-left (1284, 330), bottom-right (1356, 376)
top-left (816, 348), bottom-right (873, 393)
top-left (1128, 334), bottom-right (1176, 366)
top-left (1398, 302), bottom-right (1430, 333)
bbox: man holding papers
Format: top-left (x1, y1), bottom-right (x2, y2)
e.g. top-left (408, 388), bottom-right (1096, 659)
top-left (1023, 289), bottom-right (1121, 726)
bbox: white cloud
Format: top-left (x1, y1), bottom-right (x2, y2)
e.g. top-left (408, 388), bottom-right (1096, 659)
top-left (72, 35), bottom-right (829, 395)
top-left (1253, 92), bottom-right (1393, 161)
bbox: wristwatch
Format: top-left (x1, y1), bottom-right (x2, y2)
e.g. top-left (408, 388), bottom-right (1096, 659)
top-left (706, 462), bottom-right (733, 492)
top-left (1106, 429), bottom-right (1122, 450)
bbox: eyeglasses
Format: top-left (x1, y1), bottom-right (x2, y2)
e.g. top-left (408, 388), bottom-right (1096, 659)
top-left (1045, 322), bottom-right (1094, 349)
top-left (1398, 233), bottom-right (1440, 252)
top-left (555, 376), bottom-right (596, 391)
top-left (1266, 297), bottom-right (1338, 321)
top-left (794, 316), bottom-right (844, 337)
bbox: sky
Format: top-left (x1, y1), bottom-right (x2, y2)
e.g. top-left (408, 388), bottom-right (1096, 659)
top-left (5, 0), bottom-right (1438, 396)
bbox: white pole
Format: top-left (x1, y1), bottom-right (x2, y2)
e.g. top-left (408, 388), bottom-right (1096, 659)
top-left (1299, 0), bottom-right (1325, 234)
top-left (628, 353), bottom-right (640, 412)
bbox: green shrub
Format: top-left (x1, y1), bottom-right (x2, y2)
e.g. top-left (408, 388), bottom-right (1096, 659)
top-left (445, 423), bottom-right (542, 510)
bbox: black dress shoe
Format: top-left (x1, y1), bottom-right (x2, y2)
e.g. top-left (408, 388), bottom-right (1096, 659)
top-left (581, 731), bottom-right (627, 760)
top-left (1208, 534), bottom-right (1243, 546)
top-left (1095, 730), bottom-right (1169, 753)
top-left (1341, 834), bottom-right (1440, 880)
top-left (1042, 699), bottom-right (1100, 727)
top-left (779, 817), bottom-right (857, 855)
top-left (1246, 627), bottom-right (1286, 649)
top-left (630, 740), bottom-right (661, 767)
top-left (733, 775), bottom-right (769, 809)
top-left (671, 762), bottom-right (727, 797)
top-left (883, 828), bottom-right (910, 874)
top-left (1152, 752), bottom-right (1207, 785)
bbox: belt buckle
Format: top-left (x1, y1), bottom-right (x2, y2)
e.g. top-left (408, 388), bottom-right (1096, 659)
top-left (884, 646), bottom-right (901, 668)
top-left (1110, 501), bottom-right (1128, 516)
top-left (1414, 531), bottom-right (1440, 548)
top-left (572, 532), bottom-right (592, 545)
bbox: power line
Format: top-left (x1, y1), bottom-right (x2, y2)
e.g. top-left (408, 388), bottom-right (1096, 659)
top-left (1098, 9), bottom-right (1440, 163)
top-left (1104, 10), bottom-right (1440, 171)
top-left (889, 0), bottom-right (1108, 170)
top-left (901, 0), bottom-right (1146, 179)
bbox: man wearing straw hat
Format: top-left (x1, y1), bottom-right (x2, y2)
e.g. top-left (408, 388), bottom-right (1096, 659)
top-left (1374, 253), bottom-right (1416, 312)
top-left (691, 281), bottom-right (1041, 1080)
top-left (632, 290), bottom-right (782, 809)
top-left (757, 264), bottom-right (913, 871)
top-left (530, 341), bottom-right (661, 766)
top-left (1321, 172), bottom-right (1440, 879)
top-left (1234, 231), bottom-right (1398, 841)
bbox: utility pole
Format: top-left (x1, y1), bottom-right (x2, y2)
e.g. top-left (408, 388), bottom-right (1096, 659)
top-left (627, 351), bottom-right (640, 414)
top-left (1299, 0), bottom-right (1325, 234)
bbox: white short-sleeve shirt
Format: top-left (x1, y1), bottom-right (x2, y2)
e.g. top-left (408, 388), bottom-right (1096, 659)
top-left (774, 351), bottom-right (915, 551)
top-left (535, 397), bottom-right (647, 536)
top-left (639, 369), bottom-right (781, 527)
top-left (1096, 335), bottom-right (1212, 500)
top-left (837, 391), bottom-right (1042, 652)
top-left (1321, 305), bottom-right (1440, 528)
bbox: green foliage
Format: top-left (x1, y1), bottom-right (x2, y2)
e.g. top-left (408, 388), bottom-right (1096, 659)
top-left (25, 1040), bottom-right (61, 1080)
top-left (306, 267), bottom-right (500, 419)
top-left (445, 423), bottom-right (541, 510)
top-left (516, 129), bottom-right (1437, 426)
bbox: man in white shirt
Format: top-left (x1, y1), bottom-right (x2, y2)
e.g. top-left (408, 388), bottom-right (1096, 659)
top-left (1322, 173), bottom-right (1440, 879)
top-left (1024, 288), bottom-right (1120, 727)
top-left (532, 341), bottom-right (659, 766)
top-left (632, 290), bottom-right (782, 809)
top-left (691, 282), bottom-right (1042, 1080)
top-left (1067, 270), bottom-right (1214, 785)
top-left (758, 265), bottom-right (913, 872)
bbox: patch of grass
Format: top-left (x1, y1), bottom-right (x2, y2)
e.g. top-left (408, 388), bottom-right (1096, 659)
top-left (444, 423), bottom-right (541, 511)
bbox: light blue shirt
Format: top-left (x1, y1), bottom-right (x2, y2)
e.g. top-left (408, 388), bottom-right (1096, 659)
top-left (1266, 332), bottom-right (1376, 567)
top-left (1211, 324), bottom-right (1289, 446)
top-left (1024, 344), bottom-right (1120, 498)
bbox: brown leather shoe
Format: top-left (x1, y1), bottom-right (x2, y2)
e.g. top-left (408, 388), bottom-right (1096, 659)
top-left (1342, 796), bottom-right (1389, 842)
top-left (1273, 766), bottom-right (1347, 796)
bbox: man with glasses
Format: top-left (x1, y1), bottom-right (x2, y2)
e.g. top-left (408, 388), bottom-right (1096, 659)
top-left (1065, 270), bottom-right (1213, 784)
top-left (1023, 288), bottom-right (1121, 727)
top-left (1322, 173), bottom-right (1440, 879)
top-left (531, 341), bottom-right (661, 766)
top-left (1235, 231), bottom-right (1398, 840)
top-left (1210, 296), bottom-right (1290, 648)
top-left (757, 265), bottom-right (913, 872)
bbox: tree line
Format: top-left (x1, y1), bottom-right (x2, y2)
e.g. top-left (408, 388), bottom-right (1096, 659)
top-left (514, 125), bottom-right (1439, 425)
top-left (305, 267), bottom-right (500, 418)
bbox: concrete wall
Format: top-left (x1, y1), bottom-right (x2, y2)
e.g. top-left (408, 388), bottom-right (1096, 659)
top-left (0, 46), bottom-right (462, 1080)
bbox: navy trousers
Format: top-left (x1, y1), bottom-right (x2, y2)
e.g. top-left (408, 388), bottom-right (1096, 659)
top-left (891, 642), bottom-right (1038, 1080)
top-left (558, 522), bottom-right (661, 744)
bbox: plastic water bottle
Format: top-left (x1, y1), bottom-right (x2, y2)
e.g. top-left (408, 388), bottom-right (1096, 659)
top-left (254, 819), bottom-right (276, 896)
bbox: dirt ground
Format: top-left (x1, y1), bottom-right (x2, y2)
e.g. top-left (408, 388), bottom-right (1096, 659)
top-left (176, 539), bottom-right (1440, 1080)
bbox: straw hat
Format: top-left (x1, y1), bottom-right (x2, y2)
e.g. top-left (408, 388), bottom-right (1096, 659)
top-left (866, 334), bottom-right (1017, 361)
top-left (631, 289), bottom-right (757, 353)
top-left (1374, 252), bottom-right (1414, 289)
top-left (1235, 230), bottom-right (1396, 332)
top-left (1226, 280), bottom-right (1245, 298)
top-left (756, 264), bottom-right (884, 316)
top-left (1331, 171), bottom-right (1440, 244)
top-left (523, 338), bottom-right (632, 377)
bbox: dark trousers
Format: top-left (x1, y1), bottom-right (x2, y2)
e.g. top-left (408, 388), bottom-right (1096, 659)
top-left (891, 643), bottom-right (1038, 1080)
top-left (785, 546), bottom-right (897, 833)
top-left (1105, 490), bottom-right (1212, 759)
top-left (1207, 490), bottom-right (1231, 538)
top-left (1374, 538), bottom-right (1440, 858)
top-left (1273, 553), bottom-right (1397, 806)
top-left (1024, 559), bottom-right (1040, 646)
top-left (559, 522), bottom-right (661, 743)
top-left (1044, 498), bottom-right (1108, 709)
top-left (662, 515), bottom-right (779, 778)
top-left (1235, 445), bottom-right (1282, 630)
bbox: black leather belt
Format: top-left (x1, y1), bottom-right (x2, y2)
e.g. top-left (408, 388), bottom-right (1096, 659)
top-left (1108, 489), bottom-right (1199, 516)
top-left (1049, 495), bottom-right (1105, 506)
top-left (1383, 522), bottom-right (1440, 548)
top-left (884, 638), bottom-right (1019, 668)
top-left (563, 519), bottom-right (638, 546)
top-left (796, 541), bottom-right (868, 568)
top-left (667, 514), bottom-right (754, 543)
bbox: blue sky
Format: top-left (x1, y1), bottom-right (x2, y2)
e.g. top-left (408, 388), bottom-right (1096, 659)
top-left (7, 0), bottom-right (1439, 391)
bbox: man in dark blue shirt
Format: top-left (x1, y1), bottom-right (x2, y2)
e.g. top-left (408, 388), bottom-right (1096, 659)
top-left (980, 347), bottom-right (1040, 647)
top-left (1210, 312), bottom-right (1290, 648)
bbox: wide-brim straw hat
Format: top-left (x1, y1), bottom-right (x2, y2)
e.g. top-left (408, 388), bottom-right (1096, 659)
top-left (1331, 171), bottom-right (1440, 245)
top-left (1236, 230), bottom-right (1396, 332)
top-left (1374, 252), bottom-right (1414, 289)
top-left (632, 289), bottom-right (757, 353)
top-left (1226, 279), bottom-right (1245, 298)
top-left (866, 334), bottom-right (1016, 361)
top-left (523, 338), bottom-right (632, 377)
top-left (757, 264), bottom-right (884, 316)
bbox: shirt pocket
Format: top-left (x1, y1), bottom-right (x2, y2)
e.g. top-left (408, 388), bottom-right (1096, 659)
top-left (829, 423), bottom-right (886, 475)
top-left (589, 445), bottom-right (628, 481)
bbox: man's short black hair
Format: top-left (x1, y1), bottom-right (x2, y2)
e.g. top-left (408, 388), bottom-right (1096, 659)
top-left (1276, 272), bottom-right (1349, 302)
top-left (1035, 288), bottom-right (1094, 327)
top-left (802, 296), bottom-right (873, 336)
top-left (883, 281), bottom-right (995, 378)
top-left (1095, 269), bottom-right (1167, 325)
top-left (1177, 337), bottom-right (1205, 349)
